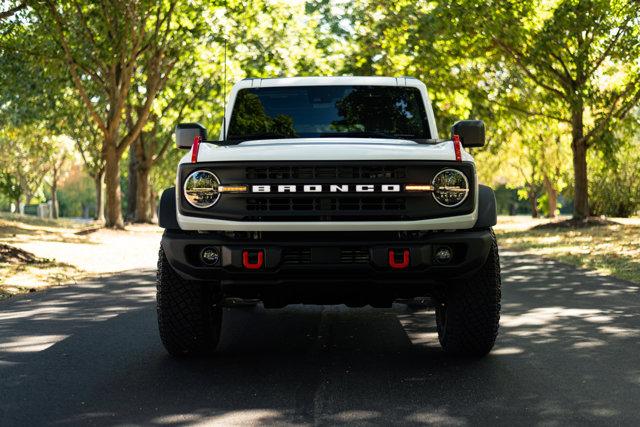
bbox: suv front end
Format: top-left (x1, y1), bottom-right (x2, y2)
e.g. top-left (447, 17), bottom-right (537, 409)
top-left (156, 77), bottom-right (500, 358)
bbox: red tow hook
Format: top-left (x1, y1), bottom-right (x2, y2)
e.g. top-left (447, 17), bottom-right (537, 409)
top-left (389, 249), bottom-right (410, 269)
top-left (242, 250), bottom-right (264, 270)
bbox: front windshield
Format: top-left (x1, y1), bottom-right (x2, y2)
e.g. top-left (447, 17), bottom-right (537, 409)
top-left (226, 85), bottom-right (430, 142)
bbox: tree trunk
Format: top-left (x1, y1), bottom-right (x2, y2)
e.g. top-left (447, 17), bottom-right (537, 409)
top-left (50, 166), bottom-right (59, 219)
top-left (94, 170), bottom-right (105, 222)
top-left (150, 189), bottom-right (158, 222)
top-left (127, 144), bottom-right (138, 221)
top-left (104, 142), bottom-right (124, 229)
top-left (543, 175), bottom-right (558, 219)
top-left (135, 162), bottom-right (153, 223)
top-left (571, 104), bottom-right (589, 220)
top-left (529, 192), bottom-right (538, 218)
top-left (15, 195), bottom-right (21, 214)
top-left (51, 182), bottom-right (58, 219)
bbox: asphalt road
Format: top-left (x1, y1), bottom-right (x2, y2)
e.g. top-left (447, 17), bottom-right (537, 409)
top-left (1, 251), bottom-right (639, 426)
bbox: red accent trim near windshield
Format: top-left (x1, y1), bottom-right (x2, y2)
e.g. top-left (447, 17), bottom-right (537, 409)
top-left (191, 135), bottom-right (201, 163)
top-left (453, 134), bottom-right (462, 161)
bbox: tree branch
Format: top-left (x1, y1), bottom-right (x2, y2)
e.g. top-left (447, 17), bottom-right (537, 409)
top-left (46, 1), bottom-right (107, 135)
top-left (493, 99), bottom-right (570, 124)
top-left (585, 7), bottom-right (638, 79)
top-left (151, 82), bottom-right (204, 164)
top-left (0, 1), bottom-right (26, 20)
top-left (493, 37), bottom-right (567, 98)
top-left (548, 52), bottom-right (573, 85)
top-left (583, 80), bottom-right (640, 146)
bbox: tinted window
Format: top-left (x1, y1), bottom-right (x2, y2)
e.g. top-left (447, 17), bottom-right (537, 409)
top-left (227, 85), bottom-right (429, 141)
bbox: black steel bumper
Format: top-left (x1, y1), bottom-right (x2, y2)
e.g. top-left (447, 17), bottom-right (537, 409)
top-left (161, 229), bottom-right (493, 302)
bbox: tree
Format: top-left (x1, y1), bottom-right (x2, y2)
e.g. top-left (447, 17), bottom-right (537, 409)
top-left (444, 0), bottom-right (640, 219)
top-left (0, 126), bottom-right (52, 212)
top-left (124, 54), bottom-right (213, 223)
top-left (0, 173), bottom-right (21, 213)
top-left (27, 0), bottom-right (209, 228)
top-left (73, 116), bottom-right (107, 221)
top-left (44, 135), bottom-right (74, 219)
top-left (588, 112), bottom-right (640, 216)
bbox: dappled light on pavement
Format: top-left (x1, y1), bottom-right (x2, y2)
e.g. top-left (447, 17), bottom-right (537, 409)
top-left (1, 252), bottom-right (639, 425)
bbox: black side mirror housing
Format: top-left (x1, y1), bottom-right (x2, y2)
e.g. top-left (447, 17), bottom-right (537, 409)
top-left (175, 123), bottom-right (207, 149)
top-left (451, 120), bottom-right (485, 148)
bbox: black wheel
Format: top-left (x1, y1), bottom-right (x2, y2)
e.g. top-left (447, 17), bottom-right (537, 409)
top-left (436, 230), bottom-right (501, 357)
top-left (156, 247), bottom-right (222, 356)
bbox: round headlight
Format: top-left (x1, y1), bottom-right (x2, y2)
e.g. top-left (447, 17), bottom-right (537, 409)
top-left (183, 170), bottom-right (220, 208)
top-left (432, 169), bottom-right (469, 207)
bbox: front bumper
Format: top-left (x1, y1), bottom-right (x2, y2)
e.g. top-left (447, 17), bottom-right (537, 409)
top-left (161, 229), bottom-right (493, 301)
top-left (176, 210), bottom-right (478, 232)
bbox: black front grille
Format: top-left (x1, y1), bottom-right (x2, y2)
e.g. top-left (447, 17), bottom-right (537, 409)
top-left (246, 165), bottom-right (406, 180)
top-left (282, 247), bottom-right (311, 264)
top-left (339, 248), bottom-right (370, 264)
top-left (246, 197), bottom-right (406, 212)
top-left (178, 161), bottom-right (476, 222)
top-left (282, 247), bottom-right (370, 265)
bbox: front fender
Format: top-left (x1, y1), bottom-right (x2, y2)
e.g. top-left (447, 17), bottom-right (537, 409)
top-left (158, 187), bottom-right (180, 230)
top-left (474, 185), bottom-right (497, 228)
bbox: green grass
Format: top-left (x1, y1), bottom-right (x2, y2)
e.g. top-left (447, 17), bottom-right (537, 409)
top-left (496, 222), bottom-right (640, 284)
top-left (0, 258), bottom-right (80, 300)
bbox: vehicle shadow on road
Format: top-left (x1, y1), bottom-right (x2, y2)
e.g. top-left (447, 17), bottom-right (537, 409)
top-left (1, 251), bottom-right (639, 425)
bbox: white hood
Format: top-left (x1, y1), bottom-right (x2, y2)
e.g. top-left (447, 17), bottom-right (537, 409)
top-left (184, 138), bottom-right (474, 164)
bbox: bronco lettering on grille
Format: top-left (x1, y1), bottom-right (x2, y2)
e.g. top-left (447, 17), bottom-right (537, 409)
top-left (250, 184), bottom-right (402, 193)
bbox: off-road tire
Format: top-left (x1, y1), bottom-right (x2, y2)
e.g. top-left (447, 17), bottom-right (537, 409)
top-left (436, 230), bottom-right (501, 357)
top-left (156, 248), bottom-right (222, 356)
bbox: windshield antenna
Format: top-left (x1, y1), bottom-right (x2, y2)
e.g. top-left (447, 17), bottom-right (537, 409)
top-left (222, 0), bottom-right (228, 142)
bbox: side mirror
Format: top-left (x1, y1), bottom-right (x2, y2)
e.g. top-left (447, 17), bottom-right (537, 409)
top-left (175, 123), bottom-right (207, 149)
top-left (451, 120), bottom-right (485, 148)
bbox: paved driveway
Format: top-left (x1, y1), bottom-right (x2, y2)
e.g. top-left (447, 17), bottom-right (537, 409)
top-left (1, 251), bottom-right (639, 426)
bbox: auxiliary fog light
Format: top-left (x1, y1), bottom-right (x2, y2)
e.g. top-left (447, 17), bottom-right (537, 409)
top-left (200, 247), bottom-right (220, 265)
top-left (434, 246), bottom-right (453, 264)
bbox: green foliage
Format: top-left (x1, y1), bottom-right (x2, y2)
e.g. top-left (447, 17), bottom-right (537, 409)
top-left (589, 137), bottom-right (640, 217)
top-left (57, 173), bottom-right (96, 218)
top-left (0, 126), bottom-right (53, 204)
top-left (494, 185), bottom-right (527, 215)
top-left (537, 193), bottom-right (563, 218)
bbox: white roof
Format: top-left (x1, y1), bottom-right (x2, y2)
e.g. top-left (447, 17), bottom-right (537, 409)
top-left (240, 76), bottom-right (423, 88)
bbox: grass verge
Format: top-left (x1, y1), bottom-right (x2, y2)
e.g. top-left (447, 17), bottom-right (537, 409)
top-left (496, 220), bottom-right (640, 284)
top-left (0, 259), bottom-right (81, 301)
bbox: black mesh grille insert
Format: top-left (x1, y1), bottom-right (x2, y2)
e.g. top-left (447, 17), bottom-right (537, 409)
top-left (282, 247), bottom-right (370, 265)
top-left (246, 165), bottom-right (407, 180)
top-left (246, 197), bottom-right (406, 212)
top-left (281, 247), bottom-right (312, 265)
top-left (339, 248), bottom-right (370, 264)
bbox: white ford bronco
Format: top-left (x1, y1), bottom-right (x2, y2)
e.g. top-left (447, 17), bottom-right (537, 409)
top-left (157, 76), bottom-right (500, 357)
